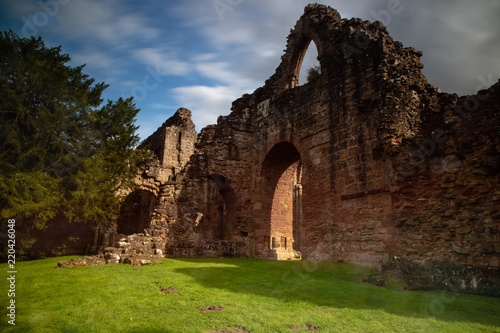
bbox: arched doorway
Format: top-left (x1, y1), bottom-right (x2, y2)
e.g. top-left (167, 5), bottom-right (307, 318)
top-left (255, 142), bottom-right (302, 260)
top-left (116, 190), bottom-right (156, 235)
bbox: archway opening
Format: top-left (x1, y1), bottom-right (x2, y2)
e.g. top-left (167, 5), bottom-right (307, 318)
top-left (257, 142), bottom-right (302, 260)
top-left (116, 190), bottom-right (156, 235)
top-left (298, 40), bottom-right (321, 86)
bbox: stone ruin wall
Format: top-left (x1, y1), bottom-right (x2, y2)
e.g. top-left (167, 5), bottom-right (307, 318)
top-left (74, 108), bottom-right (199, 266)
top-left (109, 5), bottom-right (499, 296)
top-left (118, 108), bottom-right (197, 234)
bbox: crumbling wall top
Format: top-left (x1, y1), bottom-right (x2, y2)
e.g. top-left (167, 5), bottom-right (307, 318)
top-left (141, 107), bottom-right (196, 169)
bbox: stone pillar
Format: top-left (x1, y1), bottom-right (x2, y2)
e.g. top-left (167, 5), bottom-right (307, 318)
top-left (293, 184), bottom-right (302, 252)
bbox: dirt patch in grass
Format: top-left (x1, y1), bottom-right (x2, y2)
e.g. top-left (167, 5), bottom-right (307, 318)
top-left (289, 322), bottom-right (320, 331)
top-left (206, 327), bottom-right (250, 333)
top-left (160, 287), bottom-right (180, 294)
top-left (201, 305), bottom-right (225, 313)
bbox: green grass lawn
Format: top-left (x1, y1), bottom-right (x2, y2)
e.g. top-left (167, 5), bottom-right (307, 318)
top-left (1, 257), bottom-right (499, 332)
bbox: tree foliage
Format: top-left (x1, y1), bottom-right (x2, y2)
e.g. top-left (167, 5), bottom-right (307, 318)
top-left (306, 64), bottom-right (321, 83)
top-left (0, 31), bottom-right (150, 254)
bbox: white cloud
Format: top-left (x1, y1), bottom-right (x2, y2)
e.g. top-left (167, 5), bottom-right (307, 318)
top-left (378, 0), bottom-right (500, 95)
top-left (172, 85), bottom-right (248, 131)
top-left (70, 49), bottom-right (123, 75)
top-left (149, 103), bottom-right (179, 110)
top-left (54, 0), bottom-right (160, 46)
top-left (10, 0), bottom-right (167, 97)
top-left (191, 53), bottom-right (217, 62)
top-left (169, 0), bottom-right (307, 86)
top-left (2, 0), bottom-right (39, 18)
top-left (120, 79), bottom-right (141, 88)
top-left (194, 61), bottom-right (257, 88)
top-left (254, 43), bottom-right (282, 59)
top-left (132, 47), bottom-right (190, 76)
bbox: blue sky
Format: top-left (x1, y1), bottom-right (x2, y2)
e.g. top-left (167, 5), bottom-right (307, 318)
top-left (1, 0), bottom-right (499, 141)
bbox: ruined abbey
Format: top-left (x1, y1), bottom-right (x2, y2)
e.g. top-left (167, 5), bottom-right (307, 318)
top-left (60, 5), bottom-right (500, 296)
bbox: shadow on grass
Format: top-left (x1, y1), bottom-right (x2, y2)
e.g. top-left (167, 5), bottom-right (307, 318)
top-left (173, 258), bottom-right (500, 328)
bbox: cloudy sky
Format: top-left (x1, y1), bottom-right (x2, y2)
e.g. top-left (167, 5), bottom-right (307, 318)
top-left (1, 0), bottom-right (499, 140)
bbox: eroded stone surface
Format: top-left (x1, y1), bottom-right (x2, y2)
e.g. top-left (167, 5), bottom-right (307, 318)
top-left (57, 233), bottom-right (165, 267)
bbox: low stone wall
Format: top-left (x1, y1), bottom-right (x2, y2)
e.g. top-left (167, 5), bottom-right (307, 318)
top-left (165, 239), bottom-right (254, 258)
top-left (57, 232), bottom-right (166, 268)
top-left (391, 258), bottom-right (500, 297)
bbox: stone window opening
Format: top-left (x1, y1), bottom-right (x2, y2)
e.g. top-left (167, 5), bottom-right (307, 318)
top-left (177, 131), bottom-right (182, 146)
top-left (177, 132), bottom-right (182, 164)
top-left (296, 39), bottom-right (321, 87)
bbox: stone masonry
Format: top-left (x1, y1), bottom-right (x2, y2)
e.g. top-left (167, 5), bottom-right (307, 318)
top-left (62, 5), bottom-right (499, 296)
top-left (59, 108), bottom-right (197, 267)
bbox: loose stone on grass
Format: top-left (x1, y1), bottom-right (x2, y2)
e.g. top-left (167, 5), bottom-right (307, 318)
top-left (363, 273), bottom-right (388, 287)
top-left (56, 255), bottom-right (106, 268)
